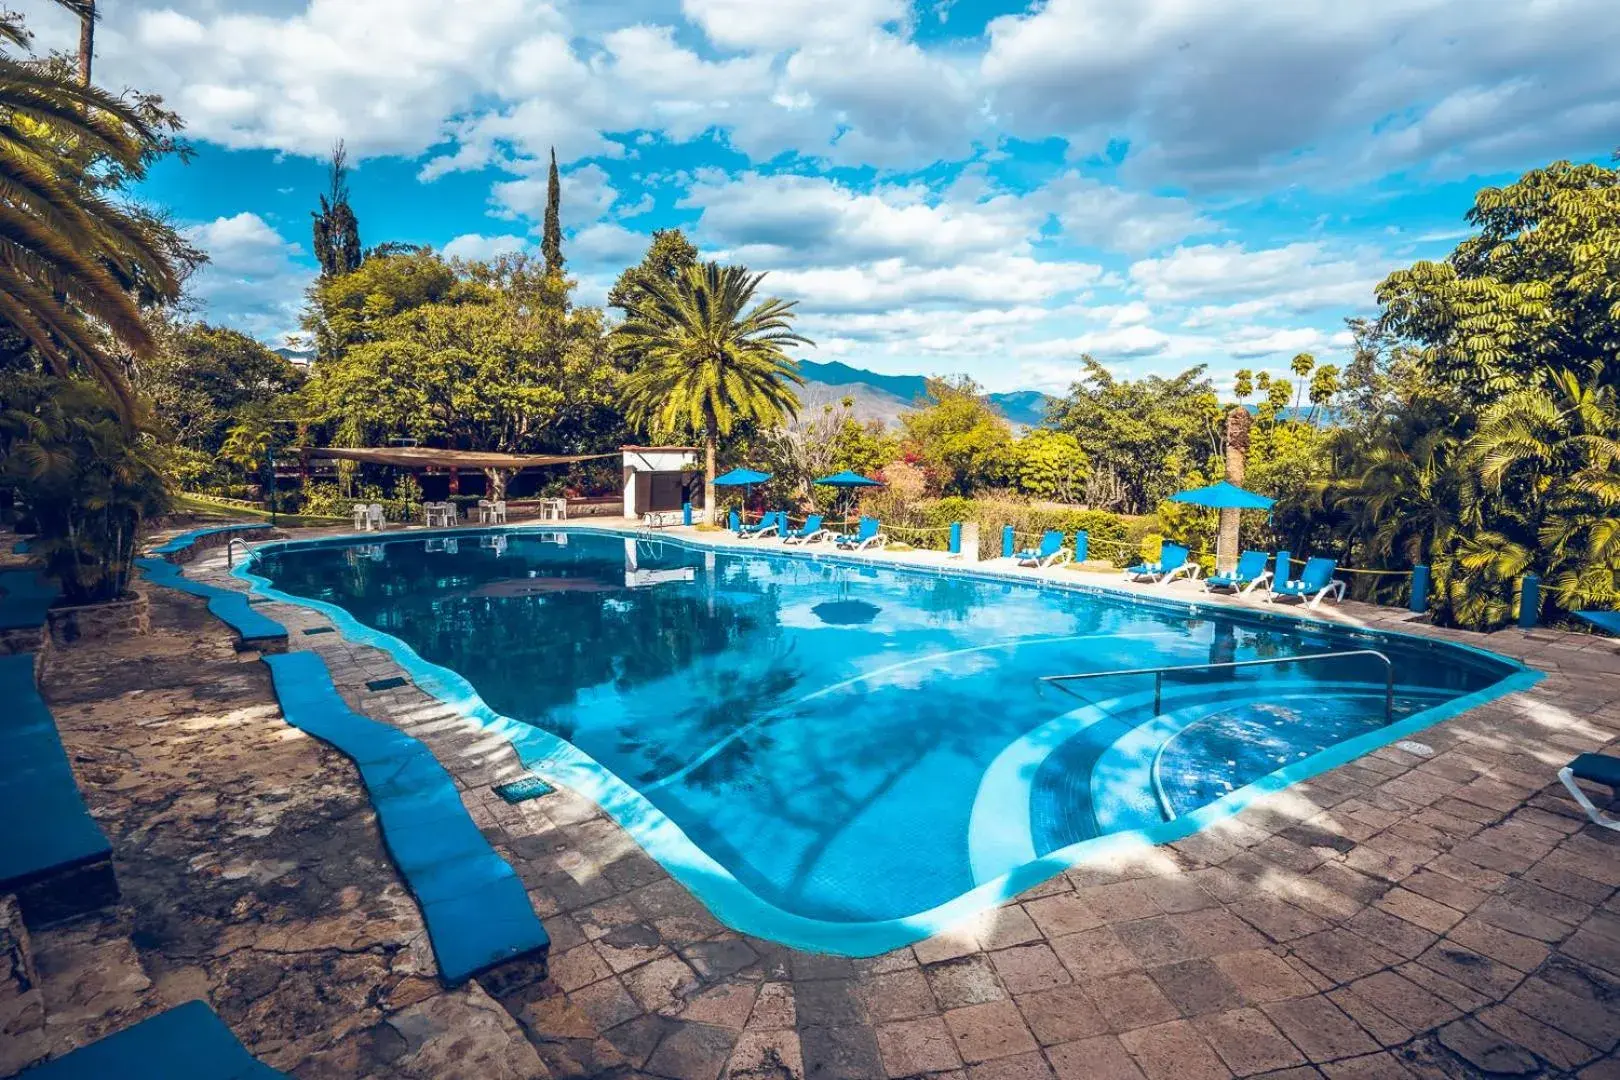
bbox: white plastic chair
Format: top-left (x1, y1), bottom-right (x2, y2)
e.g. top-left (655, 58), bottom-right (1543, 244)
top-left (352, 504), bottom-right (369, 531)
top-left (491, 500), bottom-right (507, 524)
top-left (367, 503), bottom-right (384, 530)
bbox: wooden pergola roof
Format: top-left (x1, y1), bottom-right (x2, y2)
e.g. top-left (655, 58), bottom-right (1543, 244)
top-left (305, 447), bottom-right (616, 470)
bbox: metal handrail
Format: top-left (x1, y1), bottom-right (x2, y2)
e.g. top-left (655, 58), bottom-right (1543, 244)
top-left (1041, 648), bottom-right (1396, 721)
top-left (226, 537), bottom-right (253, 568)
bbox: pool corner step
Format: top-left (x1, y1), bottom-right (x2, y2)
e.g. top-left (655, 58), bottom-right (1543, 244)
top-left (261, 649), bottom-right (549, 985)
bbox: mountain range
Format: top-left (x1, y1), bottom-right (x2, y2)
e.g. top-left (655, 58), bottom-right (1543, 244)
top-left (793, 360), bottom-right (1053, 428)
top-left (273, 348), bottom-right (1054, 429)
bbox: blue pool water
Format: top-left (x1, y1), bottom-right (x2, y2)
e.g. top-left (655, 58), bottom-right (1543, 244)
top-left (244, 528), bottom-right (1532, 952)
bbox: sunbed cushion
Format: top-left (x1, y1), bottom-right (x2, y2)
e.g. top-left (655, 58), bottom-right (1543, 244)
top-left (1570, 753), bottom-right (1620, 789)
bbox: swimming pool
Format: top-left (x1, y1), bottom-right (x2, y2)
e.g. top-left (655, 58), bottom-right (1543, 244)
top-left (240, 527), bottom-right (1536, 954)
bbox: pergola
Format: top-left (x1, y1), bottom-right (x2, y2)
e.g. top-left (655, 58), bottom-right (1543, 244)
top-left (302, 447), bottom-right (616, 497)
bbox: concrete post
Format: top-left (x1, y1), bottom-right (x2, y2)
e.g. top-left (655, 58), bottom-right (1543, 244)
top-left (1410, 564), bottom-right (1430, 614)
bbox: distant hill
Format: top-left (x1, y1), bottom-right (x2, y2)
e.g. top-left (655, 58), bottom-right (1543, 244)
top-left (793, 359), bottom-right (1053, 428)
top-left (274, 346), bottom-right (314, 368)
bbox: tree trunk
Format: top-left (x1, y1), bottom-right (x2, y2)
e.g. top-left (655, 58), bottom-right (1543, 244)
top-left (77, 2), bottom-right (93, 85)
top-left (703, 434), bottom-right (717, 525)
top-left (1219, 406), bottom-right (1252, 575)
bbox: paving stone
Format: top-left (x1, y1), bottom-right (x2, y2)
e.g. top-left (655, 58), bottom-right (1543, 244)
top-left (644, 1019), bottom-right (737, 1080)
top-left (623, 954), bottom-right (701, 1015)
top-left (1045, 1035), bottom-right (1146, 1080)
top-left (728, 1027), bottom-right (804, 1079)
top-left (1444, 917), bottom-right (1551, 973)
top-left (875, 1016), bottom-right (963, 1076)
top-left (797, 1023), bottom-right (883, 1080)
top-left (1012, 985), bottom-right (1108, 1046)
top-left (988, 944), bottom-right (1072, 994)
top-left (979, 906), bottom-right (1046, 950)
top-left (966, 1049), bottom-right (1056, 1079)
top-left (1089, 972), bottom-right (1181, 1032)
top-left (1149, 959), bottom-right (1244, 1017)
top-left (1117, 1019), bottom-right (1232, 1080)
top-left (943, 1001), bottom-right (1039, 1064)
top-left (793, 977), bottom-right (865, 1027)
top-left (1192, 1008), bottom-right (1307, 1077)
top-left (677, 981), bottom-right (758, 1031)
top-left (1261, 996), bottom-right (1380, 1062)
top-left (1080, 882), bottom-right (1163, 922)
top-left (1211, 950), bottom-right (1317, 1004)
top-left (856, 968), bottom-right (937, 1023)
top-left (1022, 894), bottom-right (1103, 938)
top-left (1434, 1018), bottom-right (1541, 1076)
top-left (1477, 1004), bottom-right (1601, 1071)
top-left (747, 981), bottom-right (795, 1030)
top-left (927, 955), bottom-right (1008, 1008)
top-left (1504, 975), bottom-right (1618, 1051)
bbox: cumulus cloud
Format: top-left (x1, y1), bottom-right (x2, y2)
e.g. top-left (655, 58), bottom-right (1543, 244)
top-left (181, 212), bottom-right (313, 343)
top-left (1129, 242), bottom-right (1382, 312)
top-left (441, 233), bottom-right (531, 262)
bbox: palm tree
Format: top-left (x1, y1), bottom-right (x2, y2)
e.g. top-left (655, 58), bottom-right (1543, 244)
top-left (50, 0), bottom-right (94, 84)
top-left (1468, 364), bottom-right (1620, 613)
top-left (614, 262), bottom-right (811, 523)
top-left (0, 13), bottom-right (181, 412)
top-left (1289, 352), bottom-right (1315, 418)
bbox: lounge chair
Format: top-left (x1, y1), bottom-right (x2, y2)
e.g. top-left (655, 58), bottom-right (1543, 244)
top-left (1015, 529), bottom-right (1070, 569)
top-left (1124, 542), bottom-right (1199, 585)
top-left (1557, 753), bottom-right (1620, 831)
top-left (834, 517), bottom-right (888, 551)
top-left (1267, 556), bottom-right (1345, 608)
top-left (1205, 549), bottom-right (1273, 595)
top-left (738, 511), bottom-right (783, 539)
top-left (783, 514), bottom-right (826, 545)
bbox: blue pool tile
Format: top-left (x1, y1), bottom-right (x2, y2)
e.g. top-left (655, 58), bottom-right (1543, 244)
top-left (146, 523), bottom-right (271, 557)
top-left (261, 650), bottom-right (548, 984)
top-left (17, 999), bottom-right (284, 1079)
top-left (137, 559), bottom-right (288, 649)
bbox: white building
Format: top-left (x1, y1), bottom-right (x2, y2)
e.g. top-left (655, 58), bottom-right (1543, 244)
top-left (621, 446), bottom-right (701, 519)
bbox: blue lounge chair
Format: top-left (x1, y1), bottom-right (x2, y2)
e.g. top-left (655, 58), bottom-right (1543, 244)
top-left (1124, 542), bottom-right (1199, 585)
top-left (834, 517), bottom-right (887, 551)
top-left (783, 514), bottom-right (827, 545)
top-left (1558, 753), bottom-right (1620, 831)
top-left (737, 511), bottom-right (783, 539)
top-left (1015, 529), bottom-right (1070, 569)
top-left (1267, 556), bottom-right (1346, 608)
top-left (1205, 550), bottom-right (1273, 595)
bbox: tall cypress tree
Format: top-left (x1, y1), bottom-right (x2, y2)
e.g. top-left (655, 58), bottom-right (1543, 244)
top-left (312, 140), bottom-right (362, 278)
top-left (542, 146), bottom-right (564, 275)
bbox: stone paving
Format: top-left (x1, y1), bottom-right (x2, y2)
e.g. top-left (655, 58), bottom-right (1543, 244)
top-left (8, 520), bottom-right (1620, 1080)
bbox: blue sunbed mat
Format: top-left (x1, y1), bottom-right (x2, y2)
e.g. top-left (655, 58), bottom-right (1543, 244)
top-left (18, 1000), bottom-right (284, 1079)
top-left (0, 654), bottom-right (111, 891)
top-left (261, 650), bottom-right (548, 983)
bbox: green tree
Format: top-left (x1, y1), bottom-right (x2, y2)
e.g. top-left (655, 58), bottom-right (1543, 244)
top-left (610, 228), bottom-right (700, 318)
top-left (137, 322), bottom-right (300, 456)
top-left (0, 12), bottom-right (191, 411)
top-left (302, 248), bottom-right (460, 362)
top-left (1468, 363), bottom-right (1620, 615)
top-left (1047, 357), bottom-right (1219, 512)
top-left (1307, 364), bottom-right (1340, 425)
top-left (1016, 428), bottom-right (1089, 502)
top-left (900, 377), bottom-right (1015, 497)
top-left (613, 262), bottom-right (809, 523)
top-left (542, 146), bottom-right (563, 275)
top-left (0, 376), bottom-right (169, 603)
top-left (1233, 369), bottom-right (1253, 402)
top-left (1376, 159), bottom-right (1620, 398)
top-left (312, 140), bottom-right (362, 278)
top-left (219, 417), bottom-right (272, 487)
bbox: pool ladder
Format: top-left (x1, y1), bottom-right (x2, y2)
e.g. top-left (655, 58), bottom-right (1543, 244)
top-left (1040, 648), bottom-right (1396, 722)
top-left (226, 537), bottom-right (254, 568)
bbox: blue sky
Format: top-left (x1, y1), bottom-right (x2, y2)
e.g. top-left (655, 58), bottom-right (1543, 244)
top-left (17, 0), bottom-right (1618, 392)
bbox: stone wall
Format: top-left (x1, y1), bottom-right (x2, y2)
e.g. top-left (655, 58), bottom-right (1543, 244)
top-left (46, 590), bottom-right (150, 648)
top-left (0, 894), bottom-right (45, 1076)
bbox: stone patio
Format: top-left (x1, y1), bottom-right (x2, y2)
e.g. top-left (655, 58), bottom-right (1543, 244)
top-left (6, 521), bottom-right (1620, 1079)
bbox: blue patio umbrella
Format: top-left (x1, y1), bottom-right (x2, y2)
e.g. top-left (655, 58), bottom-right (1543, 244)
top-left (712, 467), bottom-right (772, 510)
top-left (814, 470), bottom-right (884, 519)
top-left (1168, 480), bottom-right (1275, 571)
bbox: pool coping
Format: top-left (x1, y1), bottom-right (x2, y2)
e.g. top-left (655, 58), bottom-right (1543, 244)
top-left (228, 523), bottom-right (1542, 956)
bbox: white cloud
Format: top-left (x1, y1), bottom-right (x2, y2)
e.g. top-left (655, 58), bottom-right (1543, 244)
top-left (181, 212), bottom-right (313, 343)
top-left (441, 233), bottom-right (531, 261)
top-left (682, 0), bottom-right (908, 51)
top-left (1129, 242), bottom-right (1380, 312)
